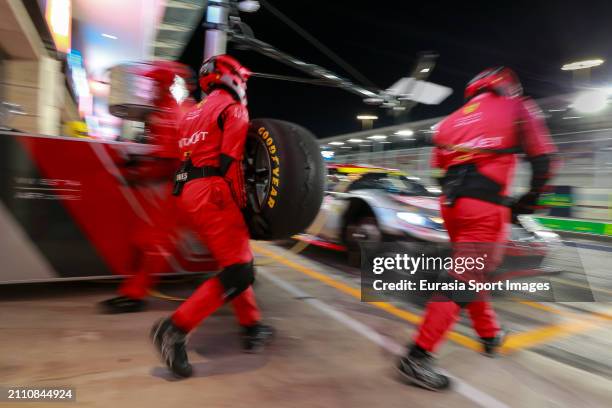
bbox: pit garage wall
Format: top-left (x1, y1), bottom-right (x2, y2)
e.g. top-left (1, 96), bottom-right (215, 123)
top-left (0, 131), bottom-right (219, 283)
top-left (2, 57), bottom-right (63, 136)
top-left (0, 0), bottom-right (63, 136)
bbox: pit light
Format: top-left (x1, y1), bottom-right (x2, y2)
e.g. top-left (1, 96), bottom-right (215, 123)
top-left (356, 115), bottom-right (378, 120)
top-left (561, 59), bottom-right (604, 71)
top-left (394, 129), bottom-right (414, 137)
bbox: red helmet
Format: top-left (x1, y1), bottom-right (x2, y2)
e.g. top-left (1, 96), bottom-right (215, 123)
top-left (142, 61), bottom-right (195, 103)
top-left (144, 61), bottom-right (193, 86)
top-left (199, 54), bottom-right (251, 104)
top-left (465, 67), bottom-right (523, 101)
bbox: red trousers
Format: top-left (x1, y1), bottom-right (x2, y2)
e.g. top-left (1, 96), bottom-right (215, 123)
top-left (119, 249), bottom-right (171, 300)
top-left (414, 197), bottom-right (509, 352)
top-left (172, 178), bottom-right (260, 332)
top-left (120, 183), bottom-right (178, 300)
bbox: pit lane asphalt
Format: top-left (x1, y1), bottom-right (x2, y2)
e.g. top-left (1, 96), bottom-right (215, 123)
top-left (277, 237), bottom-right (612, 378)
top-left (0, 238), bottom-right (611, 407)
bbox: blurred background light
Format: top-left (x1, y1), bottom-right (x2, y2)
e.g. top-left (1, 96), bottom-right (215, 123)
top-left (394, 129), bottom-right (414, 136)
top-left (572, 89), bottom-right (609, 113)
top-left (89, 80), bottom-right (109, 97)
top-left (561, 59), bottom-right (605, 71)
top-left (364, 97), bottom-right (384, 104)
top-left (237, 1), bottom-right (261, 13)
top-left (321, 150), bottom-right (335, 159)
top-left (356, 114), bottom-right (378, 130)
top-left (45, 0), bottom-right (72, 53)
top-left (367, 134), bottom-right (387, 140)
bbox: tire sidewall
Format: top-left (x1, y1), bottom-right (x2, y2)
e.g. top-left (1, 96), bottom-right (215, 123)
top-left (245, 119), bottom-right (325, 240)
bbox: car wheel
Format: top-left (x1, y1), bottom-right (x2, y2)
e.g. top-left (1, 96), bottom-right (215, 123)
top-left (345, 216), bottom-right (382, 267)
top-left (243, 119), bottom-right (326, 240)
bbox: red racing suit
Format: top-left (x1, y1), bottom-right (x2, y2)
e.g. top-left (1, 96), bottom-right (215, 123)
top-left (119, 94), bottom-right (195, 299)
top-left (171, 88), bottom-right (260, 332)
top-left (414, 92), bottom-right (556, 352)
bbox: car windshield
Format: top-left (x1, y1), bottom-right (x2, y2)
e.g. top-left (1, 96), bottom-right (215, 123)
top-left (346, 172), bottom-right (434, 196)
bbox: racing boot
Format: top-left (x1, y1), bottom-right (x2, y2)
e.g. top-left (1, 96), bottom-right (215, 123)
top-left (241, 323), bottom-right (275, 353)
top-left (150, 318), bottom-right (192, 378)
top-left (480, 328), bottom-right (508, 357)
top-left (397, 345), bottom-right (451, 391)
top-left (99, 296), bottom-right (146, 314)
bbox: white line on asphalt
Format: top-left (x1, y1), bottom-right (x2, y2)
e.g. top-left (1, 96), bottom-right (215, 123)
top-left (259, 268), bottom-right (510, 408)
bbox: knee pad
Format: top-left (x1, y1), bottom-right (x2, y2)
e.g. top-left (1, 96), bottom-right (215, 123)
top-left (218, 261), bottom-right (255, 301)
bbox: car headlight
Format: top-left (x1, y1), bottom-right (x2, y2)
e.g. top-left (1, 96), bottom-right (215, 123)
top-left (397, 212), bottom-right (445, 230)
top-left (397, 212), bottom-right (427, 226)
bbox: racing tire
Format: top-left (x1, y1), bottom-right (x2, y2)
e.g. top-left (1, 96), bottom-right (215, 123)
top-left (243, 119), bottom-right (325, 240)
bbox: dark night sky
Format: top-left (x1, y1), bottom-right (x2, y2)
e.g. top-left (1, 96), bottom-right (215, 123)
top-left (180, 1), bottom-right (612, 138)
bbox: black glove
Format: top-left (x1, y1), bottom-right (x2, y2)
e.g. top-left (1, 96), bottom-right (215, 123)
top-left (511, 191), bottom-right (540, 221)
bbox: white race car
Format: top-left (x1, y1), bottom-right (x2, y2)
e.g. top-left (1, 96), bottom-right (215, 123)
top-left (300, 164), bottom-right (561, 269)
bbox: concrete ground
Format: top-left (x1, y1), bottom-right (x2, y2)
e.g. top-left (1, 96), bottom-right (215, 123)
top-left (1, 241), bottom-right (612, 407)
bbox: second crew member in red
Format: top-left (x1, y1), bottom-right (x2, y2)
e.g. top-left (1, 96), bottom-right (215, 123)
top-left (397, 67), bottom-right (558, 390)
top-left (100, 61), bottom-right (195, 313)
top-left (151, 55), bottom-right (274, 378)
